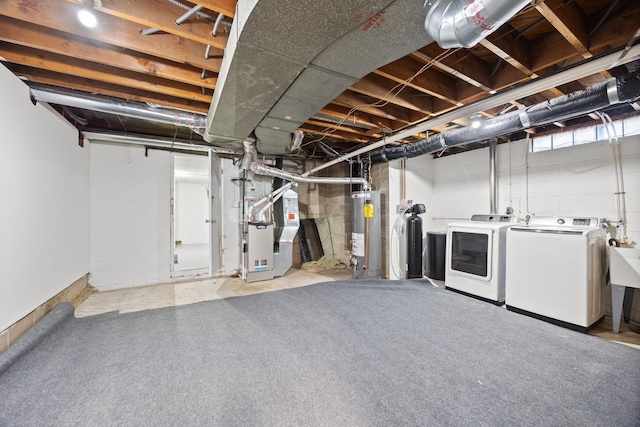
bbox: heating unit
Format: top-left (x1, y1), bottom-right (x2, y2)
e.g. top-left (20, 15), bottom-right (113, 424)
top-left (505, 216), bottom-right (606, 332)
top-left (445, 214), bottom-right (519, 304)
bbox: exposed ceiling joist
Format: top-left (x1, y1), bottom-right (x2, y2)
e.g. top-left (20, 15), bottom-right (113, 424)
top-left (0, 0), bottom-right (637, 158)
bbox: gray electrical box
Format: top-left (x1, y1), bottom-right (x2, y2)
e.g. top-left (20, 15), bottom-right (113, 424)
top-left (245, 222), bottom-right (274, 283)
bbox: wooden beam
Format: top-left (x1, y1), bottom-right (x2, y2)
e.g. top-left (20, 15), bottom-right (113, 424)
top-left (534, 0), bottom-right (613, 79)
top-left (588, 0), bottom-right (640, 53)
top-left (0, 42), bottom-right (212, 103)
top-left (66, 0), bottom-right (228, 50)
top-left (299, 124), bottom-right (371, 144)
top-left (411, 46), bottom-right (494, 94)
top-left (374, 56), bottom-right (459, 105)
top-left (5, 64), bottom-right (211, 113)
top-left (532, 0), bottom-right (640, 72)
top-left (189, 0), bottom-right (237, 18)
top-left (305, 119), bottom-right (381, 139)
top-left (332, 91), bottom-right (424, 124)
top-left (0, 16), bottom-right (217, 90)
top-left (480, 25), bottom-right (534, 77)
top-left (535, 0), bottom-right (590, 58)
top-left (0, 0), bottom-right (222, 72)
top-left (317, 106), bottom-right (400, 132)
top-left (349, 74), bottom-right (433, 115)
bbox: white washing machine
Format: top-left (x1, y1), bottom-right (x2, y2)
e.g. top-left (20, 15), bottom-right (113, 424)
top-left (505, 216), bottom-right (606, 332)
top-left (445, 214), bottom-right (520, 305)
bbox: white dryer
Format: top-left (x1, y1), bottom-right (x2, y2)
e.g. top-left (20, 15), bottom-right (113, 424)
top-left (445, 214), bottom-right (519, 305)
top-left (505, 216), bottom-right (606, 332)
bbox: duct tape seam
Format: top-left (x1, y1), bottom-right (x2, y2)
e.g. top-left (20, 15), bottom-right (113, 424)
top-left (606, 78), bottom-right (620, 104)
top-left (518, 106), bottom-right (531, 129)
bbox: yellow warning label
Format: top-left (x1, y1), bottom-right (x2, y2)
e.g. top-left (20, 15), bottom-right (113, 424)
top-left (363, 203), bottom-right (374, 218)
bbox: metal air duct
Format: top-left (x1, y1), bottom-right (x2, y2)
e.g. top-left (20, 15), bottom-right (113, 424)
top-left (424, 0), bottom-right (531, 48)
top-left (205, 0), bottom-right (538, 155)
top-left (371, 73), bottom-right (640, 163)
top-left (243, 140), bottom-right (368, 187)
top-left (29, 84), bottom-right (208, 132)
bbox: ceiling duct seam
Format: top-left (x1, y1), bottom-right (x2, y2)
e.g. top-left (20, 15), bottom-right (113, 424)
top-left (607, 78), bottom-right (620, 104)
top-left (518, 106), bottom-right (531, 128)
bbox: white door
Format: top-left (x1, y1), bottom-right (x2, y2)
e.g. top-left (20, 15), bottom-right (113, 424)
top-left (208, 149), bottom-right (222, 276)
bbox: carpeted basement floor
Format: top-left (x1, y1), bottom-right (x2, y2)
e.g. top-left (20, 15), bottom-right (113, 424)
top-left (1, 280), bottom-right (639, 426)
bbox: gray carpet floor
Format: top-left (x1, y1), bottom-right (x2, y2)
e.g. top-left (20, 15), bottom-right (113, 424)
top-left (1, 280), bottom-right (639, 426)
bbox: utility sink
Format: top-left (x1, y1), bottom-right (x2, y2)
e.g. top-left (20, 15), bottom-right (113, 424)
top-left (610, 247), bottom-right (640, 286)
top-left (609, 246), bottom-right (640, 333)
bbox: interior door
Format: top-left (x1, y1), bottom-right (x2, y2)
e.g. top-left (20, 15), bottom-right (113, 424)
top-left (208, 149), bottom-right (222, 276)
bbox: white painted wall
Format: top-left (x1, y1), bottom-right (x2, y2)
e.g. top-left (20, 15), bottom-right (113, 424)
top-left (89, 144), bottom-right (245, 289)
top-left (0, 65), bottom-right (89, 332)
top-left (89, 142), bottom-right (173, 290)
top-left (421, 136), bottom-right (640, 244)
top-left (389, 135), bottom-right (640, 320)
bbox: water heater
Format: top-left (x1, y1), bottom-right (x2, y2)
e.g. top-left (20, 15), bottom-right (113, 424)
top-left (351, 191), bottom-right (381, 279)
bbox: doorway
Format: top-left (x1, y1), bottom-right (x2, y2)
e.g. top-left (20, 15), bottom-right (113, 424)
top-left (172, 155), bottom-right (210, 276)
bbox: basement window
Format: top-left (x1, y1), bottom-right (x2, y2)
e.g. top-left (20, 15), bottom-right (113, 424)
top-left (530, 116), bottom-right (640, 152)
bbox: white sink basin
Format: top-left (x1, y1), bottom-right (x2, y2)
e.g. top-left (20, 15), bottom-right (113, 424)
top-left (610, 247), bottom-right (640, 288)
top-left (609, 246), bottom-right (640, 333)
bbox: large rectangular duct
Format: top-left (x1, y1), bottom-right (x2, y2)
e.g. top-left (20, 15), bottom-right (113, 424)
top-left (205, 0), bottom-right (531, 156)
top-left (204, 0), bottom-right (395, 151)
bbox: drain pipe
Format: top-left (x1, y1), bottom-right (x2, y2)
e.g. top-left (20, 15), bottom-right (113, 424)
top-left (29, 83), bottom-right (207, 132)
top-left (372, 73), bottom-right (640, 163)
top-left (489, 138), bottom-right (497, 214)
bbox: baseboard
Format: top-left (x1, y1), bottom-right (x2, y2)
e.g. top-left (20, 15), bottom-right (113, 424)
top-left (0, 274), bottom-right (94, 356)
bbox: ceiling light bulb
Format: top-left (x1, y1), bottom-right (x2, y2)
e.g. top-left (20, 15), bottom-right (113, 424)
top-left (78, 9), bottom-right (98, 28)
top-left (471, 120), bottom-right (481, 129)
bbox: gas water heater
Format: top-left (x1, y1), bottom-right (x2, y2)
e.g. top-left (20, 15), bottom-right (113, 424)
top-left (351, 191), bottom-right (381, 279)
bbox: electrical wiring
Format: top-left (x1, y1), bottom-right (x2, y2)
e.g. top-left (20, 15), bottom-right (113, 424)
top-left (302, 48), bottom-right (460, 147)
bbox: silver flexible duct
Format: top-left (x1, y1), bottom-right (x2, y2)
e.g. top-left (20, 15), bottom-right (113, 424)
top-left (243, 140), bottom-right (370, 222)
top-left (425, 0), bottom-right (531, 48)
top-left (243, 140), bottom-right (368, 187)
top-left (29, 84), bottom-right (207, 131)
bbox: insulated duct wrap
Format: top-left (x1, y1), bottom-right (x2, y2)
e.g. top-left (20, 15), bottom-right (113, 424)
top-left (525, 80), bottom-right (612, 126)
top-left (372, 73), bottom-right (640, 163)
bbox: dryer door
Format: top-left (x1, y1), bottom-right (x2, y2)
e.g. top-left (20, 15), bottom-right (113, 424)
top-left (448, 228), bottom-right (494, 282)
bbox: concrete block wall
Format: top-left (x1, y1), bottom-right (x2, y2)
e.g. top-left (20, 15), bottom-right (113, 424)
top-left (297, 161), bottom-right (352, 265)
top-left (393, 135), bottom-right (640, 321)
top-left (320, 162), bottom-right (352, 264)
